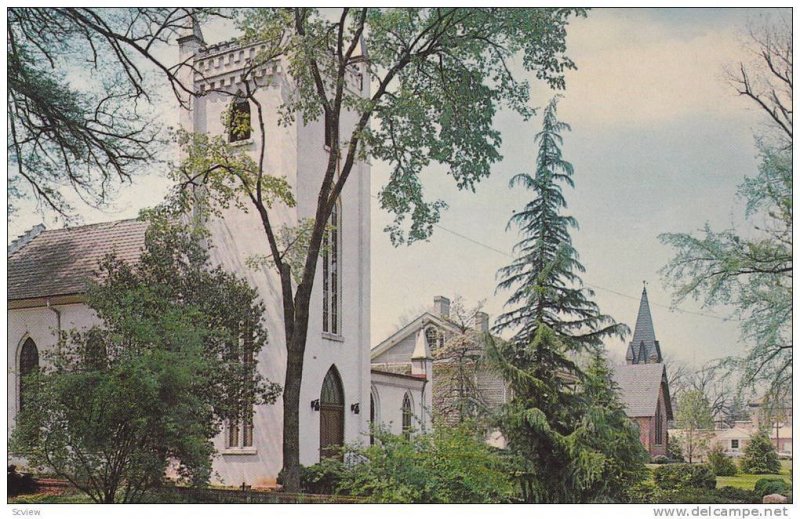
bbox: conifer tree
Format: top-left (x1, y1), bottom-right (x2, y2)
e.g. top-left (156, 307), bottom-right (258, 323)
top-left (494, 96), bottom-right (623, 348)
top-left (488, 97), bottom-right (634, 502)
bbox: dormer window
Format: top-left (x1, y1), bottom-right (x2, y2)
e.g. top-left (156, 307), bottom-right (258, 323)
top-left (228, 97), bottom-right (251, 142)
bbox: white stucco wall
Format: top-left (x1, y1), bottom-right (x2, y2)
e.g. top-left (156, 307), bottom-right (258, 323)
top-left (8, 303), bottom-right (101, 451)
top-left (181, 36), bottom-right (371, 487)
top-left (370, 372), bottom-right (427, 436)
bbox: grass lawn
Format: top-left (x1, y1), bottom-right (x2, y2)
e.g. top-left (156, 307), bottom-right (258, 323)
top-left (716, 460), bottom-right (792, 490)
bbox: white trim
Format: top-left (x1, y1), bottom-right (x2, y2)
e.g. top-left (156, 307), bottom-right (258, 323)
top-left (370, 312), bottom-right (459, 360)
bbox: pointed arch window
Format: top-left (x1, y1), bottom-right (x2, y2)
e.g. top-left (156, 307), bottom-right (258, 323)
top-left (18, 338), bottom-right (39, 413)
top-left (402, 393), bottom-right (413, 440)
top-left (655, 402), bottom-right (664, 446)
top-left (322, 199), bottom-right (341, 336)
top-left (228, 97), bottom-right (251, 142)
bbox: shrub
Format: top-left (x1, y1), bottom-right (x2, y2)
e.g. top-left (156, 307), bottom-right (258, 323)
top-left (631, 483), bottom-right (760, 504)
top-left (667, 440), bottom-right (685, 462)
top-left (716, 486), bottom-right (760, 504)
top-left (299, 457), bottom-right (346, 495)
top-left (651, 455), bottom-right (670, 464)
top-left (707, 444), bottom-right (737, 476)
top-left (754, 477), bottom-right (790, 498)
top-left (335, 424), bottom-right (515, 503)
top-left (740, 431), bottom-right (781, 474)
top-left (653, 463), bottom-right (716, 491)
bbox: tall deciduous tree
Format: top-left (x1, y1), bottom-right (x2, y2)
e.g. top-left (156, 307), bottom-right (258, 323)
top-left (659, 14), bottom-right (791, 405)
top-left (674, 390), bottom-right (714, 464)
top-left (431, 297), bottom-right (490, 426)
top-left (7, 8), bottom-right (222, 220)
top-left (173, 7), bottom-right (586, 491)
top-left (10, 212), bottom-right (281, 502)
top-left (488, 98), bottom-right (633, 502)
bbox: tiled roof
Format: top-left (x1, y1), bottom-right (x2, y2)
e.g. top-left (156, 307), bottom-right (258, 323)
top-left (612, 363), bottom-right (670, 418)
top-left (626, 287), bottom-right (663, 363)
top-left (8, 219), bottom-right (147, 301)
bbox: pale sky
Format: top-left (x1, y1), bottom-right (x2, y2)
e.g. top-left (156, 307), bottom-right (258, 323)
top-left (8, 8), bottom-right (787, 370)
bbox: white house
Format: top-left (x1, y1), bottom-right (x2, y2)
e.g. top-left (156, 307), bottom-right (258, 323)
top-left (370, 296), bottom-right (509, 443)
top-left (8, 22), bottom-right (385, 489)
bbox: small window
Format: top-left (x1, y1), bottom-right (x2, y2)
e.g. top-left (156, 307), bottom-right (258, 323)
top-left (731, 439), bottom-right (739, 450)
top-left (425, 326), bottom-right (444, 350)
top-left (228, 98), bottom-right (251, 142)
top-left (402, 393), bottom-right (413, 440)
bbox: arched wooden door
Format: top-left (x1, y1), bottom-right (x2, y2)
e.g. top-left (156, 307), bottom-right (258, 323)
top-left (319, 366), bottom-right (344, 459)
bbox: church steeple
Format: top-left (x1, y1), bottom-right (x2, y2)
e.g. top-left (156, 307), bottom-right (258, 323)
top-left (626, 285), bottom-right (662, 364)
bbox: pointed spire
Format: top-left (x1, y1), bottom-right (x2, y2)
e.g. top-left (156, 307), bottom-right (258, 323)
top-left (627, 284), bottom-right (663, 364)
top-left (178, 10), bottom-right (205, 46)
top-left (631, 285), bottom-right (656, 349)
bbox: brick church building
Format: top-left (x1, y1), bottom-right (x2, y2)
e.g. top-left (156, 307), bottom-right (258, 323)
top-left (612, 287), bottom-right (673, 458)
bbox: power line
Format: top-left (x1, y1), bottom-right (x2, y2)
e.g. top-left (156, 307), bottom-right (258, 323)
top-left (372, 194), bottom-right (734, 322)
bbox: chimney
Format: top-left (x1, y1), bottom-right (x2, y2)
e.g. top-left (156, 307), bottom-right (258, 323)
top-left (433, 296), bottom-right (450, 319)
top-left (474, 311), bottom-right (489, 333)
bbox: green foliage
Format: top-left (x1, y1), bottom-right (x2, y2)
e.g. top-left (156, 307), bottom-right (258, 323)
top-left (652, 464), bottom-right (716, 491)
top-left (716, 486), bottom-right (760, 503)
top-left (667, 440), bottom-right (685, 462)
top-left (431, 297), bottom-right (492, 426)
top-left (10, 492), bottom-right (94, 504)
top-left (740, 431), bottom-right (781, 474)
top-left (494, 97), bottom-right (626, 346)
top-left (489, 99), bottom-right (640, 503)
top-left (659, 18), bottom-right (791, 403)
top-left (630, 482), bottom-right (760, 504)
top-left (7, 8), bottom-right (220, 220)
top-left (754, 477), bottom-right (790, 498)
top-left (651, 455), bottom-right (670, 465)
top-left (234, 8), bottom-right (586, 245)
top-left (177, 8), bottom-right (587, 492)
top-left (675, 390), bottom-right (714, 463)
top-left (297, 458), bottom-right (346, 495)
top-left (707, 444), bottom-right (737, 476)
top-left (329, 425), bottom-right (515, 503)
top-left (10, 213), bottom-right (281, 503)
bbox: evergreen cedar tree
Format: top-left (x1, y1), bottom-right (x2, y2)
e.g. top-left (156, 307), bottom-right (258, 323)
top-left (10, 213), bottom-right (281, 503)
top-left (174, 8), bottom-right (587, 491)
top-left (488, 98), bottom-right (646, 503)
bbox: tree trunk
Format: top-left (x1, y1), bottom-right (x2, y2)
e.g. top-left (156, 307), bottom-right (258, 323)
top-left (281, 282), bottom-right (313, 492)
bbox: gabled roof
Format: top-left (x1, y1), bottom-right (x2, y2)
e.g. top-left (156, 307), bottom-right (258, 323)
top-left (612, 362), bottom-right (673, 420)
top-left (370, 312), bottom-right (459, 360)
top-left (8, 219), bottom-right (147, 302)
top-left (627, 287), bottom-right (663, 364)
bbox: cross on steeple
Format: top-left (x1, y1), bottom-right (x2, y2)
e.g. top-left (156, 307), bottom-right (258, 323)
top-left (625, 285), bottom-right (663, 364)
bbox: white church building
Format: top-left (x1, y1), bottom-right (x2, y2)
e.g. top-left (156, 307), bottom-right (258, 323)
top-left (8, 24), bottom-right (424, 488)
